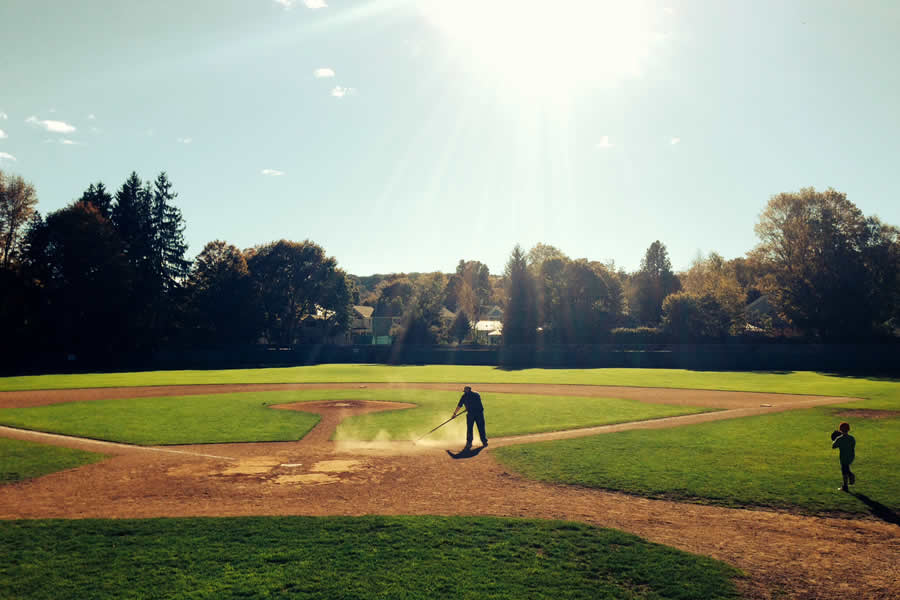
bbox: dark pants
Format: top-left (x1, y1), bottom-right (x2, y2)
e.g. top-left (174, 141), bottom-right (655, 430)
top-left (466, 411), bottom-right (487, 446)
top-left (841, 462), bottom-right (855, 488)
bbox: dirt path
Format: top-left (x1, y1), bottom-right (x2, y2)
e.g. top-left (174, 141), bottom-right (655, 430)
top-left (1, 384), bottom-right (896, 600)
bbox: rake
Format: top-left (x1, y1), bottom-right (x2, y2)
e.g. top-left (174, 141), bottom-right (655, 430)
top-left (415, 408), bottom-right (466, 442)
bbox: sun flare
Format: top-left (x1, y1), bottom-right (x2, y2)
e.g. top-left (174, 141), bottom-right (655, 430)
top-left (419, 0), bottom-right (663, 98)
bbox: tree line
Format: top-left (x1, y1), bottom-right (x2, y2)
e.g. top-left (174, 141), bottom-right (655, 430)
top-left (1, 168), bottom-right (898, 360)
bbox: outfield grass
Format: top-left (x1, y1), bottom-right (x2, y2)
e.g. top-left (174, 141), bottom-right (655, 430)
top-left (494, 406), bottom-right (900, 517)
top-left (0, 389), bottom-right (709, 445)
top-left (0, 438), bottom-right (107, 485)
top-left (0, 364), bottom-right (896, 398)
top-left (0, 516), bottom-right (740, 600)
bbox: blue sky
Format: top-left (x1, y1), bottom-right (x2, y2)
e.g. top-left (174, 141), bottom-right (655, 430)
top-left (1, 0), bottom-right (898, 276)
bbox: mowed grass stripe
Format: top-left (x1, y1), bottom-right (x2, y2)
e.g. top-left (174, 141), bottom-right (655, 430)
top-left (0, 516), bottom-right (741, 600)
top-left (0, 438), bottom-right (107, 484)
top-left (494, 406), bottom-right (900, 516)
top-left (0, 389), bottom-right (710, 445)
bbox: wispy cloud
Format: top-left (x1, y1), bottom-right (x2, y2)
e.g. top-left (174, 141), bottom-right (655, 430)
top-left (261, 168), bottom-right (285, 176)
top-left (0, 112), bottom-right (7, 120)
top-left (314, 67), bottom-right (335, 78)
top-left (0, 152), bottom-right (16, 162)
top-left (273, 0), bottom-right (325, 8)
top-left (670, 137), bottom-right (681, 145)
top-left (595, 136), bottom-right (614, 149)
top-left (26, 115), bottom-right (77, 134)
top-left (0, 129), bottom-right (7, 139)
top-left (331, 86), bottom-right (356, 98)
top-left (59, 139), bottom-right (79, 145)
top-left (87, 114), bottom-right (96, 120)
top-left (177, 137), bottom-right (193, 144)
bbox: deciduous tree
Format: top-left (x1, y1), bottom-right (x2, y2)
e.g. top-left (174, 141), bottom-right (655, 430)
top-left (246, 240), bottom-right (351, 345)
top-left (0, 169), bottom-right (38, 270)
top-left (753, 187), bottom-right (899, 339)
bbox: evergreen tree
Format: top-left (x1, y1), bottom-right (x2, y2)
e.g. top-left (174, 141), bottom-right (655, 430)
top-left (150, 172), bottom-right (190, 293)
top-left (632, 240), bottom-right (681, 325)
top-left (501, 244), bottom-right (537, 345)
top-left (78, 182), bottom-right (113, 219)
top-left (111, 171), bottom-right (154, 274)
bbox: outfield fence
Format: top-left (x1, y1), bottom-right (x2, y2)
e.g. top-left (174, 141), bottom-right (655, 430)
top-left (4, 342), bottom-right (898, 375)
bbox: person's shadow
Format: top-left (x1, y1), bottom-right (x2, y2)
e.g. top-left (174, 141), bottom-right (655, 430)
top-left (446, 446), bottom-right (486, 459)
top-left (852, 492), bottom-right (900, 526)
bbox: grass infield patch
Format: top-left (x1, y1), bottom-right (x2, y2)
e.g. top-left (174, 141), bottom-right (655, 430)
top-left (0, 392), bottom-right (322, 446)
top-left (0, 389), bottom-right (708, 445)
top-left (494, 407), bottom-right (900, 517)
top-left (0, 438), bottom-right (107, 484)
top-left (0, 516), bottom-right (741, 600)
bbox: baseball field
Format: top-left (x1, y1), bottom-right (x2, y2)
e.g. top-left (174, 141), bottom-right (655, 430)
top-left (1, 366), bottom-right (898, 599)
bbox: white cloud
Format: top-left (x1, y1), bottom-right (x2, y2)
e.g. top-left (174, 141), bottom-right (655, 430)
top-left (261, 168), bottom-right (285, 176)
top-left (331, 86), bottom-right (356, 98)
top-left (87, 114), bottom-right (96, 120)
top-left (177, 137), bottom-right (193, 144)
top-left (0, 129), bottom-right (7, 139)
top-left (60, 139), bottom-right (79, 145)
top-left (26, 115), bottom-right (77, 133)
top-left (595, 136), bottom-right (614, 149)
top-left (0, 152), bottom-right (16, 162)
top-left (273, 0), bottom-right (326, 10)
top-left (314, 67), bottom-right (335, 78)
top-left (0, 112), bottom-right (7, 120)
top-left (670, 137), bottom-right (681, 145)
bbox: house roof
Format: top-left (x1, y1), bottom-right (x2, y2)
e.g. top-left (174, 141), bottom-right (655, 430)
top-left (440, 307), bottom-right (456, 319)
top-left (473, 320), bottom-right (503, 332)
top-left (353, 305), bottom-right (375, 318)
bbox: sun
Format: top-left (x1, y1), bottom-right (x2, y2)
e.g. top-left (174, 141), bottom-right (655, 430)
top-left (418, 0), bottom-right (662, 100)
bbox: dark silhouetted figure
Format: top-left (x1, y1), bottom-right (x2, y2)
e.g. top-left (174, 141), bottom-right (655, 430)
top-left (452, 386), bottom-right (487, 451)
top-left (831, 421), bottom-right (856, 492)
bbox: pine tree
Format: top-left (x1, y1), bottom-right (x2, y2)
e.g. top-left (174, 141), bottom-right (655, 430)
top-left (502, 244), bottom-right (537, 345)
top-left (150, 172), bottom-right (190, 293)
top-left (111, 171), bottom-right (154, 274)
top-left (79, 182), bottom-right (113, 219)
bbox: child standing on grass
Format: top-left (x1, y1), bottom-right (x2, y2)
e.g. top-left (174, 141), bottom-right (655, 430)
top-left (831, 422), bottom-right (856, 492)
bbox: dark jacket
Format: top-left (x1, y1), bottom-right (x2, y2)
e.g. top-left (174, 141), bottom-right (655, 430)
top-left (457, 390), bottom-right (484, 414)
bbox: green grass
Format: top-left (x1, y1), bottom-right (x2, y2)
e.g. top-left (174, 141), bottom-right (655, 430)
top-left (0, 364), bottom-right (895, 396)
top-left (0, 389), bottom-right (709, 444)
top-left (0, 438), bottom-right (107, 484)
top-left (0, 516), bottom-right (741, 600)
top-left (0, 392), bottom-right (322, 445)
top-left (494, 406), bottom-right (900, 517)
top-left (333, 390), bottom-right (710, 441)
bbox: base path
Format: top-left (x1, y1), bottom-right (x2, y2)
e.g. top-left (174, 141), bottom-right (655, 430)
top-left (1, 384), bottom-right (896, 600)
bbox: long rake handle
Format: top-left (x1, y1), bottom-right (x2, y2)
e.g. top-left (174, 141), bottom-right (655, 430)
top-left (416, 408), bottom-right (466, 441)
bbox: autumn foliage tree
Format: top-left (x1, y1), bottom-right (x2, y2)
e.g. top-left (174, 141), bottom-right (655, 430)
top-left (753, 187), bottom-right (900, 339)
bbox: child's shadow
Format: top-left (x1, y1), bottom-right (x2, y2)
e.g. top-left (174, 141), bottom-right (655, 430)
top-left (852, 492), bottom-right (900, 526)
top-left (446, 447), bottom-right (485, 460)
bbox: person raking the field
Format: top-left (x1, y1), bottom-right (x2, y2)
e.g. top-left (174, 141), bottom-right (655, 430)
top-left (831, 422), bottom-right (856, 492)
top-left (452, 386), bottom-right (488, 451)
